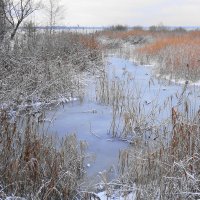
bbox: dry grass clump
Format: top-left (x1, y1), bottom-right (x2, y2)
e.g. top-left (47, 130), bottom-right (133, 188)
top-left (136, 31), bottom-right (200, 81)
top-left (0, 109), bottom-right (86, 199)
top-left (117, 107), bottom-right (200, 199)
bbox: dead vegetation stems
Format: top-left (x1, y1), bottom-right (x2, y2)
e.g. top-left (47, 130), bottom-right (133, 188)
top-left (0, 110), bottom-right (86, 199)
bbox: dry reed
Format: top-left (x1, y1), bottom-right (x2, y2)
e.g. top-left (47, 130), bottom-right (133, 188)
top-left (0, 109), bottom-right (86, 199)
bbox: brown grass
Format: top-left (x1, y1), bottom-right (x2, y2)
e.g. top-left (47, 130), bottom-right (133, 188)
top-left (138, 33), bottom-right (200, 55)
top-left (136, 31), bottom-right (200, 80)
top-left (0, 110), bottom-right (86, 199)
top-left (100, 28), bottom-right (200, 80)
top-left (117, 107), bottom-right (200, 199)
top-left (78, 34), bottom-right (100, 50)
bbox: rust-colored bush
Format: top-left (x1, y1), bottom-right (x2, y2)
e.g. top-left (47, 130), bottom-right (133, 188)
top-left (78, 34), bottom-right (100, 50)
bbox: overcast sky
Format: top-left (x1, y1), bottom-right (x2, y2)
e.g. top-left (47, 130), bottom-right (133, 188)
top-left (35, 0), bottom-right (200, 26)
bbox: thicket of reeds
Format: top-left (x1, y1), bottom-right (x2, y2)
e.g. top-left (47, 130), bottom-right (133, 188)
top-left (116, 106), bottom-right (200, 199)
top-left (136, 31), bottom-right (200, 81)
top-left (96, 85), bottom-right (200, 199)
top-left (0, 109), bottom-right (87, 199)
top-left (96, 66), bottom-right (167, 141)
top-left (95, 51), bottom-right (200, 199)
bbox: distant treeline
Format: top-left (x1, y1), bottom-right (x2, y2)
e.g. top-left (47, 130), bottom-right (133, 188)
top-left (105, 25), bottom-right (200, 32)
top-left (26, 25), bottom-right (200, 32)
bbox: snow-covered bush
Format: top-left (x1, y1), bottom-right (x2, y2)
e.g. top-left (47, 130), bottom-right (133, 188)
top-left (0, 30), bottom-right (102, 109)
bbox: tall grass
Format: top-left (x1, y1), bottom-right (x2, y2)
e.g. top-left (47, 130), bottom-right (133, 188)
top-left (136, 31), bottom-right (200, 81)
top-left (96, 104), bottom-right (200, 199)
top-left (0, 109), bottom-right (86, 199)
top-left (116, 106), bottom-right (200, 199)
top-left (96, 66), bottom-right (162, 140)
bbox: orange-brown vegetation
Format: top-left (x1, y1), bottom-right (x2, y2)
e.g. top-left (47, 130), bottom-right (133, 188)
top-left (100, 29), bottom-right (200, 79)
top-left (0, 110), bottom-right (86, 199)
top-left (138, 32), bottom-right (200, 55)
top-left (78, 34), bottom-right (100, 50)
top-left (137, 31), bottom-right (200, 79)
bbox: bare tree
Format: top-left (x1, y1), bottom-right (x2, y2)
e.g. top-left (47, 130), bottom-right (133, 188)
top-left (44, 0), bottom-right (64, 34)
top-left (3, 0), bottom-right (40, 39)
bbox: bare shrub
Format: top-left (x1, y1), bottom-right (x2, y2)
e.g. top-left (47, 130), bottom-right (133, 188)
top-left (0, 30), bottom-right (102, 107)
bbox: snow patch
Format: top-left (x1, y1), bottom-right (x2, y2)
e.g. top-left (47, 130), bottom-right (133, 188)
top-left (157, 74), bottom-right (200, 87)
top-left (97, 191), bottom-right (136, 200)
top-left (5, 197), bottom-right (26, 200)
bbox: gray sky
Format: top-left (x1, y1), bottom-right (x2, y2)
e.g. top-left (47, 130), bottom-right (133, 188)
top-left (35, 0), bottom-right (200, 26)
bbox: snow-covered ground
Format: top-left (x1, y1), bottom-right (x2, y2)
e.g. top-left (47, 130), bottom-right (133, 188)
top-left (156, 74), bottom-right (200, 87)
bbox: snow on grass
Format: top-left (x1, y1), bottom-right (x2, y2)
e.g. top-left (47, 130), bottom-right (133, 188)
top-left (156, 74), bottom-right (200, 87)
top-left (5, 197), bottom-right (26, 200)
top-left (0, 96), bottom-right (78, 112)
top-left (97, 191), bottom-right (136, 200)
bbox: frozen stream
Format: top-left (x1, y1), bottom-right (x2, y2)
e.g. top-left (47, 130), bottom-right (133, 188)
top-left (46, 55), bottom-right (200, 179)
